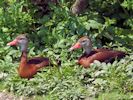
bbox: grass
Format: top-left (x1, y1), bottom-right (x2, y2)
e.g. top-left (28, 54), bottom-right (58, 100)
top-left (98, 92), bottom-right (133, 100)
top-left (0, 50), bottom-right (132, 99)
top-left (0, 0), bottom-right (133, 99)
top-left (0, 34), bottom-right (133, 99)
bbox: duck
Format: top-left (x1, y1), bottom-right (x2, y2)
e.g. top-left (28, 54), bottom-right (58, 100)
top-left (69, 36), bottom-right (126, 68)
top-left (7, 34), bottom-right (50, 79)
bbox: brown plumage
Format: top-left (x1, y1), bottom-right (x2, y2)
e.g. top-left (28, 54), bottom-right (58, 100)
top-left (69, 36), bottom-right (126, 68)
top-left (7, 34), bottom-right (50, 79)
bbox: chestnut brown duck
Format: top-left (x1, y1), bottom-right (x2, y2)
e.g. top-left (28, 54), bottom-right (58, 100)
top-left (7, 34), bottom-right (50, 79)
top-left (69, 36), bottom-right (126, 68)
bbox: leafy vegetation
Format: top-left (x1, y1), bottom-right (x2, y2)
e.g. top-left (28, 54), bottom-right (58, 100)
top-left (0, 0), bottom-right (133, 99)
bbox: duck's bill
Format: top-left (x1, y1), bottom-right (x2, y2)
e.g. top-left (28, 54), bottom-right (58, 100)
top-left (7, 39), bottom-right (18, 46)
top-left (69, 42), bottom-right (81, 51)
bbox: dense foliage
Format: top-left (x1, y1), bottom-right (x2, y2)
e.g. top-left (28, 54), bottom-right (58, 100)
top-left (0, 0), bottom-right (133, 99)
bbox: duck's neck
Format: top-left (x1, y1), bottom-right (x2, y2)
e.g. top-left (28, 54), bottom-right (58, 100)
top-left (20, 51), bottom-right (27, 67)
top-left (20, 44), bottom-right (28, 67)
top-left (84, 47), bottom-right (91, 55)
top-left (20, 43), bottom-right (28, 52)
top-left (84, 46), bottom-right (92, 55)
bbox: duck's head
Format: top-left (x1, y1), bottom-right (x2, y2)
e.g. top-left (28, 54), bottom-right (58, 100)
top-left (69, 36), bottom-right (92, 54)
top-left (7, 34), bottom-right (28, 52)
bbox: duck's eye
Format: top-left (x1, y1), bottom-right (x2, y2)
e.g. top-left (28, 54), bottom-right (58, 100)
top-left (19, 37), bottom-right (26, 40)
top-left (82, 40), bottom-right (86, 43)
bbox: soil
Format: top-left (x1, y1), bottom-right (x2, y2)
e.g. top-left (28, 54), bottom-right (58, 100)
top-left (0, 92), bottom-right (29, 100)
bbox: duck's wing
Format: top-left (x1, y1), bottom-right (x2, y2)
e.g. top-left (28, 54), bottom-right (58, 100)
top-left (78, 50), bottom-right (125, 68)
top-left (28, 57), bottom-right (49, 64)
top-left (87, 50), bottom-right (126, 63)
top-left (35, 58), bottom-right (50, 69)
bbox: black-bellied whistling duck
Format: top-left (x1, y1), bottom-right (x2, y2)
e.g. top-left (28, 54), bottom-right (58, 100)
top-left (7, 34), bottom-right (50, 79)
top-left (69, 36), bottom-right (126, 68)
